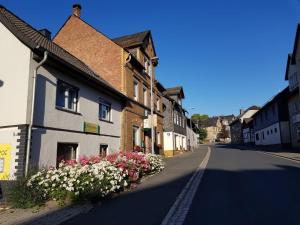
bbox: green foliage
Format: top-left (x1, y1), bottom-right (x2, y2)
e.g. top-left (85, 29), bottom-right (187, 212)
top-left (7, 178), bottom-right (46, 208)
top-left (191, 114), bottom-right (209, 121)
top-left (197, 128), bottom-right (207, 142)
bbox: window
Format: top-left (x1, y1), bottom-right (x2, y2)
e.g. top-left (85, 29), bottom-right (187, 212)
top-left (143, 86), bottom-right (148, 106)
top-left (295, 100), bottom-right (300, 113)
top-left (99, 101), bottom-right (111, 121)
top-left (156, 132), bottom-right (161, 145)
top-left (157, 97), bottom-right (160, 111)
top-left (100, 144), bottom-right (108, 157)
top-left (56, 143), bottom-right (77, 166)
top-left (174, 112), bottom-right (177, 124)
top-left (267, 130), bottom-right (269, 135)
top-left (133, 80), bottom-right (139, 101)
top-left (0, 158), bottom-right (4, 173)
top-left (132, 126), bottom-right (140, 147)
top-left (262, 131), bottom-right (265, 140)
top-left (144, 56), bottom-right (152, 76)
top-left (256, 133), bottom-right (259, 141)
top-left (179, 117), bottom-right (182, 126)
top-left (56, 80), bottom-right (78, 112)
top-left (271, 129), bottom-right (273, 134)
top-left (274, 127), bottom-right (278, 133)
top-left (176, 114), bottom-right (179, 125)
top-left (297, 127), bottom-right (300, 142)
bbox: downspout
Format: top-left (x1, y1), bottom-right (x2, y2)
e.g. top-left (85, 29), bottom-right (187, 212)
top-left (25, 50), bottom-right (48, 176)
top-left (122, 54), bottom-right (131, 151)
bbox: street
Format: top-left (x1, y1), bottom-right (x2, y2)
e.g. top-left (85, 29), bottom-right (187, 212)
top-left (62, 145), bottom-right (300, 225)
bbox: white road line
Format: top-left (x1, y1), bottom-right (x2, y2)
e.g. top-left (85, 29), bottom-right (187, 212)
top-left (161, 147), bottom-right (211, 225)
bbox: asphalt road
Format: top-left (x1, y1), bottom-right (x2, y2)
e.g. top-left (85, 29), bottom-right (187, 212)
top-left (61, 147), bottom-right (208, 225)
top-left (184, 145), bottom-right (300, 225)
top-left (61, 145), bottom-right (300, 225)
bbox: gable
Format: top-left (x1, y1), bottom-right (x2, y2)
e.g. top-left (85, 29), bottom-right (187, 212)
top-left (53, 16), bottom-right (124, 91)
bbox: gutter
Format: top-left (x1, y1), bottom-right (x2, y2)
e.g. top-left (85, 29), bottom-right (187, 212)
top-left (25, 50), bottom-right (48, 176)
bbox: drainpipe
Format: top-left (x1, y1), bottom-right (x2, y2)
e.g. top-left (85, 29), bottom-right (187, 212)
top-left (25, 50), bottom-right (48, 176)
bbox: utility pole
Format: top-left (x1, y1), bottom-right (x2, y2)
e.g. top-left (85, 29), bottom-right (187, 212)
top-left (150, 67), bottom-right (154, 154)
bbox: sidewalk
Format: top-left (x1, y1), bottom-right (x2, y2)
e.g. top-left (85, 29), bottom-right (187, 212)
top-left (0, 147), bottom-right (208, 225)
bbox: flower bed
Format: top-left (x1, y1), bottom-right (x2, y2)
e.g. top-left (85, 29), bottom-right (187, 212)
top-left (9, 152), bottom-right (164, 208)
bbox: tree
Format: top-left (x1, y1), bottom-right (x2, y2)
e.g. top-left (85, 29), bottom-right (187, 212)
top-left (197, 128), bottom-right (207, 143)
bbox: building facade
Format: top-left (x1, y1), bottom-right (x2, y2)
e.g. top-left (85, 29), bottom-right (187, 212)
top-left (0, 6), bottom-right (125, 179)
top-left (186, 119), bottom-right (198, 150)
top-left (53, 4), bottom-right (164, 153)
top-left (285, 25), bottom-right (300, 148)
top-left (242, 118), bottom-right (255, 144)
top-left (230, 106), bottom-right (260, 144)
top-left (162, 87), bottom-right (187, 157)
top-left (252, 87), bottom-right (290, 146)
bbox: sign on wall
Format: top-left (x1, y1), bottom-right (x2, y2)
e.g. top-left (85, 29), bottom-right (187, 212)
top-left (0, 144), bottom-right (11, 180)
top-left (83, 122), bottom-right (100, 134)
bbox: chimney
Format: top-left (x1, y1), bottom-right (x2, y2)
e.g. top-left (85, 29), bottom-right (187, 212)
top-left (72, 4), bottom-right (82, 17)
top-left (39, 29), bottom-right (51, 40)
top-left (240, 109), bottom-right (245, 115)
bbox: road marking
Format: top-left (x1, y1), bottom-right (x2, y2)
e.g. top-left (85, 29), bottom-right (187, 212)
top-left (258, 151), bottom-right (300, 164)
top-left (161, 147), bottom-right (211, 225)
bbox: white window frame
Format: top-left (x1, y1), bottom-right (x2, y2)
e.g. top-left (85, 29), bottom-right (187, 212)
top-left (99, 100), bottom-right (111, 122)
top-left (56, 80), bottom-right (79, 112)
top-left (132, 125), bottom-right (140, 147)
top-left (143, 85), bottom-right (148, 106)
top-left (133, 79), bottom-right (139, 101)
top-left (157, 97), bottom-right (160, 111)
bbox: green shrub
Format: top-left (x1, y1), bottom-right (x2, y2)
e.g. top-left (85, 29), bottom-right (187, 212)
top-left (7, 178), bottom-right (46, 208)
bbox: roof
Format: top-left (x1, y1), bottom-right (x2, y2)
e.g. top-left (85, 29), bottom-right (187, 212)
top-left (200, 117), bottom-right (219, 128)
top-left (291, 24), bottom-right (300, 64)
top-left (251, 87), bottom-right (290, 118)
top-left (0, 5), bottom-right (126, 99)
top-left (113, 30), bottom-right (150, 48)
top-left (229, 105), bottom-right (260, 126)
top-left (243, 118), bottom-right (253, 125)
top-left (220, 114), bottom-right (235, 121)
top-left (164, 86), bottom-right (185, 99)
top-left (285, 53), bottom-right (292, 81)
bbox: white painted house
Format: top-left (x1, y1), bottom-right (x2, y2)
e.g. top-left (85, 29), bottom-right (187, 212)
top-left (252, 87), bottom-right (290, 146)
top-left (0, 6), bottom-right (126, 180)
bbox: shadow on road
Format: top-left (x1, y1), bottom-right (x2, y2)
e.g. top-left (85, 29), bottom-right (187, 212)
top-left (215, 143), bottom-right (300, 154)
top-left (20, 150), bottom-right (300, 225)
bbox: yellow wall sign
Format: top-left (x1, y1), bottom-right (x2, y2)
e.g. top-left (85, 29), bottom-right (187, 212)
top-left (0, 144), bottom-right (11, 180)
top-left (83, 122), bottom-right (100, 134)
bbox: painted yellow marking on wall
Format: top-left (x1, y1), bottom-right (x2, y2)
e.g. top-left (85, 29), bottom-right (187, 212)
top-left (0, 144), bottom-right (11, 180)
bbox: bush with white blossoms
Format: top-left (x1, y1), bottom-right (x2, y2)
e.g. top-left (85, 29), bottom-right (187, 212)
top-left (21, 152), bottom-right (164, 207)
top-left (145, 153), bottom-right (165, 174)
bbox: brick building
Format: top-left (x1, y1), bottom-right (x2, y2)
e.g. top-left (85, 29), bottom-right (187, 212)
top-left (54, 4), bottom-right (164, 153)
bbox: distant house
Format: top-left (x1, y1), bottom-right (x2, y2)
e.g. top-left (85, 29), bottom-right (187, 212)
top-left (285, 25), bottom-right (300, 148)
top-left (229, 106), bottom-right (260, 144)
top-left (242, 118), bottom-right (254, 144)
top-left (219, 115), bottom-right (236, 142)
top-left (252, 87), bottom-right (291, 146)
top-left (199, 117), bottom-right (222, 143)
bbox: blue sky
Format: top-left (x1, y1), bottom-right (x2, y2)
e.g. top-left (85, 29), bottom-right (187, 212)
top-left (1, 0), bottom-right (300, 116)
